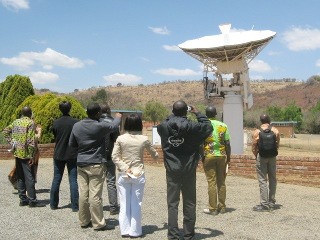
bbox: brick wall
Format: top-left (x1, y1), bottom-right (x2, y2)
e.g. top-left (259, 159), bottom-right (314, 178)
top-left (0, 143), bottom-right (55, 159)
top-left (143, 147), bottom-right (320, 188)
top-left (1, 144), bottom-right (319, 187)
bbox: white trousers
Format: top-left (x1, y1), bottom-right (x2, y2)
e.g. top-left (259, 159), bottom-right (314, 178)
top-left (118, 173), bottom-right (145, 237)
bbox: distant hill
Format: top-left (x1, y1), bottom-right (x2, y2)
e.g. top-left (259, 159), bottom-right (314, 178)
top-left (37, 79), bottom-right (319, 112)
top-left (251, 80), bottom-right (320, 111)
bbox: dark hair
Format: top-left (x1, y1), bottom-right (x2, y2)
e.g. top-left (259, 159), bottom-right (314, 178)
top-left (100, 104), bottom-right (111, 115)
top-left (124, 114), bottom-right (143, 132)
top-left (260, 114), bottom-right (271, 124)
top-left (172, 100), bottom-right (188, 117)
top-left (86, 103), bottom-right (101, 118)
top-left (21, 106), bottom-right (32, 118)
top-left (59, 101), bottom-right (72, 115)
top-left (206, 105), bottom-right (217, 118)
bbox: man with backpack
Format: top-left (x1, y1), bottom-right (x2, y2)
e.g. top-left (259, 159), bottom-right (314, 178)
top-left (252, 114), bottom-right (280, 212)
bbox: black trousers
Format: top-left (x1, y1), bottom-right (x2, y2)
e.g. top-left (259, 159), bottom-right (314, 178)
top-left (166, 170), bottom-right (196, 240)
top-left (105, 160), bottom-right (118, 211)
top-left (15, 158), bottom-right (37, 203)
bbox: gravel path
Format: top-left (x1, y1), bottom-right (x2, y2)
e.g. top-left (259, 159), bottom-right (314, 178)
top-left (1, 158), bottom-right (320, 240)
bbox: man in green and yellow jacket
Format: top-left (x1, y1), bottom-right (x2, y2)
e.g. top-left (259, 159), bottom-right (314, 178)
top-left (202, 105), bottom-right (231, 216)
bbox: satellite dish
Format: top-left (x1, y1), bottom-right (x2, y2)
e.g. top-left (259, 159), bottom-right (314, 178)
top-left (179, 23), bottom-right (276, 68)
top-left (178, 23), bottom-right (276, 109)
top-left (179, 24), bottom-right (276, 154)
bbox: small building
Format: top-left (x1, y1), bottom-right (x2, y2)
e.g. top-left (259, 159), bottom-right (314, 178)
top-left (111, 110), bottom-right (143, 132)
top-left (271, 121), bottom-right (298, 138)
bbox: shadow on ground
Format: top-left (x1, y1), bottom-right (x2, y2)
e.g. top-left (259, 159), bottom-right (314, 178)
top-left (36, 188), bottom-right (50, 194)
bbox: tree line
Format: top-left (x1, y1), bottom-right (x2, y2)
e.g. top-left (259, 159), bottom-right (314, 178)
top-left (1, 74), bottom-right (320, 146)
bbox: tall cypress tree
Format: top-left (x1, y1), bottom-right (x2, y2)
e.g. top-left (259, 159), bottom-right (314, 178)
top-left (0, 75), bottom-right (35, 130)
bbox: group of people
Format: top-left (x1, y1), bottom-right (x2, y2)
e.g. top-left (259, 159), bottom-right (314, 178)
top-left (3, 99), bottom-right (280, 240)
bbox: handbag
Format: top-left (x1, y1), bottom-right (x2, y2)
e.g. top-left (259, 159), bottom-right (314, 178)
top-left (8, 166), bottom-right (18, 189)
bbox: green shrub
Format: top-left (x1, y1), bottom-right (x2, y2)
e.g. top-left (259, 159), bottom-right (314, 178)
top-left (0, 75), bottom-right (34, 130)
top-left (16, 93), bottom-right (86, 143)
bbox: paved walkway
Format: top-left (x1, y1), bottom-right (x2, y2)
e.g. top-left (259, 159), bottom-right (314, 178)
top-left (1, 158), bottom-right (320, 240)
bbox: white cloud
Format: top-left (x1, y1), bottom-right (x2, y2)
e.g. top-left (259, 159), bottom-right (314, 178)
top-left (316, 59), bottom-right (320, 67)
top-left (152, 68), bottom-right (200, 76)
top-left (282, 26), bottom-right (320, 51)
top-left (148, 26), bottom-right (170, 35)
top-left (249, 60), bottom-right (272, 73)
top-left (0, 56), bottom-right (33, 70)
top-left (27, 71), bottom-right (59, 84)
top-left (42, 65), bottom-right (53, 70)
top-left (163, 45), bottom-right (181, 51)
top-left (84, 59), bottom-right (95, 65)
top-left (0, 48), bottom-right (85, 70)
top-left (103, 73), bottom-right (142, 85)
top-left (1, 0), bottom-right (29, 11)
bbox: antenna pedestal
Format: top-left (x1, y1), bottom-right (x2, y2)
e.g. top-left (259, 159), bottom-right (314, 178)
top-left (223, 94), bottom-right (244, 154)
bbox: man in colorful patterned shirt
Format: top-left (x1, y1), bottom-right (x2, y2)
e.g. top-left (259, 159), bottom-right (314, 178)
top-left (3, 106), bottom-right (42, 207)
top-left (202, 105), bottom-right (231, 215)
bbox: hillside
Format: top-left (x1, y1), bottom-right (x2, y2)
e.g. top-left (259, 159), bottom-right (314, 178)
top-left (251, 80), bottom-right (320, 111)
top-left (70, 80), bottom-right (320, 112)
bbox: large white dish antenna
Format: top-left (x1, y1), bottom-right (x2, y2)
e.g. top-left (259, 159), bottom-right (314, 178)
top-left (178, 24), bottom-right (276, 154)
top-left (178, 24), bottom-right (276, 67)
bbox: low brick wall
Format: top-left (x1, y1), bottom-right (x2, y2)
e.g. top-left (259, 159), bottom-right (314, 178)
top-left (0, 144), bottom-right (55, 160)
top-left (227, 154), bottom-right (320, 187)
top-left (1, 144), bottom-right (319, 187)
top-left (144, 147), bottom-right (320, 188)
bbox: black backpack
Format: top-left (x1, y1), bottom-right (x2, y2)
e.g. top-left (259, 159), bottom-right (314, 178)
top-left (258, 125), bottom-right (278, 157)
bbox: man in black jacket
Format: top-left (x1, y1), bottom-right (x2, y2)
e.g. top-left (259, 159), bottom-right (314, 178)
top-left (50, 101), bottom-right (79, 211)
top-left (157, 100), bottom-right (212, 240)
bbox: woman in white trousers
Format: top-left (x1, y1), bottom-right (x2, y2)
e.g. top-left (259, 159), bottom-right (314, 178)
top-left (112, 114), bottom-right (159, 238)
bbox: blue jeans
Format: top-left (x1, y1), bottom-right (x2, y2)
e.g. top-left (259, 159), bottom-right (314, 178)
top-left (50, 159), bottom-right (79, 210)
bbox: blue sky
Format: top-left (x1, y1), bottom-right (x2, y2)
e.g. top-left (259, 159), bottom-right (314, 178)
top-left (0, 0), bottom-right (320, 93)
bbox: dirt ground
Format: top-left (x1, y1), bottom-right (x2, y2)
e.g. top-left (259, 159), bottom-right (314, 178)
top-left (146, 129), bottom-right (320, 157)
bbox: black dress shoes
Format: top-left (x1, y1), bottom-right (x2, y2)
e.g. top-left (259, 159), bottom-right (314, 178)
top-left (94, 224), bottom-right (115, 231)
top-left (19, 201), bottom-right (29, 206)
top-left (81, 222), bottom-right (92, 229)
